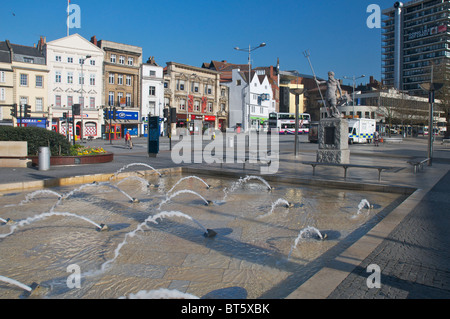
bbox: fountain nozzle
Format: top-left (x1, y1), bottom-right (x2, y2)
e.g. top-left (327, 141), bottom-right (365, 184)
top-left (205, 200), bottom-right (213, 206)
top-left (131, 198), bottom-right (140, 203)
top-left (204, 229), bottom-right (217, 238)
top-left (22, 282), bottom-right (49, 298)
top-left (3, 218), bottom-right (15, 225)
top-left (286, 203), bottom-right (294, 208)
top-left (98, 224), bottom-right (110, 232)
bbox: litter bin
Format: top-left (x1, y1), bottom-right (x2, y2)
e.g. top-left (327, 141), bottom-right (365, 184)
top-left (38, 147), bottom-right (50, 171)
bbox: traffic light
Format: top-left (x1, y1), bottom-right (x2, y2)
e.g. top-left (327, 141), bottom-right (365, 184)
top-left (163, 108), bottom-right (169, 119)
top-left (23, 104), bottom-right (31, 118)
top-left (72, 104), bottom-right (81, 116)
top-left (10, 104), bottom-right (17, 118)
top-left (170, 107), bottom-right (177, 123)
top-left (113, 107), bottom-right (117, 121)
top-left (104, 108), bottom-right (109, 120)
top-left (63, 112), bottom-right (67, 119)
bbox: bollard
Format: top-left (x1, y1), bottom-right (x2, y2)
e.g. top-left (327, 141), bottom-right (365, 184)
top-left (228, 136), bottom-right (234, 148)
top-left (38, 147), bottom-right (50, 171)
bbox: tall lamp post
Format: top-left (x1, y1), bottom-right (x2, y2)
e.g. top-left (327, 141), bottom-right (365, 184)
top-left (343, 74), bottom-right (365, 118)
top-left (80, 55), bottom-right (91, 142)
top-left (234, 43), bottom-right (266, 132)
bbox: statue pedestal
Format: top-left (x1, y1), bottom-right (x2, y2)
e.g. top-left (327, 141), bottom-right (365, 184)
top-left (316, 118), bottom-right (349, 164)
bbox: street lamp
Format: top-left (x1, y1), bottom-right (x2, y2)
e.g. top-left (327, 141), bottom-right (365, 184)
top-left (80, 55), bottom-right (92, 142)
top-left (343, 74), bottom-right (365, 118)
top-left (234, 43), bottom-right (266, 132)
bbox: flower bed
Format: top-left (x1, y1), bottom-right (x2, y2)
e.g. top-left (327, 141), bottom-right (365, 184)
top-left (30, 145), bottom-right (114, 167)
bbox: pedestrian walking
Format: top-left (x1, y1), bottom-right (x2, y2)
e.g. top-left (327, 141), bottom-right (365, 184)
top-left (374, 131), bottom-right (380, 147)
top-left (125, 131), bottom-right (133, 149)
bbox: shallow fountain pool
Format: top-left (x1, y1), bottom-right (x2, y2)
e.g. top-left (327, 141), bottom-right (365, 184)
top-left (0, 170), bottom-right (406, 299)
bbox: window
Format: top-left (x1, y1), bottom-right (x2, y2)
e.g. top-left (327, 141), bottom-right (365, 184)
top-left (192, 82), bottom-right (199, 93)
top-left (119, 56), bottom-right (125, 65)
top-left (20, 74), bottom-right (28, 86)
top-left (118, 75), bottom-right (123, 85)
top-left (67, 96), bottom-right (73, 107)
top-left (109, 73), bottom-right (115, 84)
top-left (55, 95), bottom-right (61, 107)
top-left (149, 86), bottom-right (156, 96)
top-left (0, 88), bottom-right (5, 101)
top-left (205, 84), bottom-right (212, 94)
top-left (55, 72), bottom-right (62, 83)
top-left (126, 75), bottom-right (132, 86)
top-left (55, 55), bottom-right (62, 62)
top-left (179, 98), bottom-right (186, 110)
top-left (177, 80), bottom-right (185, 91)
top-left (90, 74), bottom-right (96, 86)
top-left (126, 93), bottom-right (132, 106)
top-left (208, 102), bottom-right (213, 113)
top-left (35, 98), bottom-right (43, 112)
top-left (236, 80), bottom-right (241, 86)
top-left (90, 97), bottom-right (95, 108)
top-left (194, 100), bottom-right (200, 112)
top-left (67, 57), bottom-right (73, 63)
top-left (108, 92), bottom-right (114, 106)
top-left (35, 75), bottom-right (43, 88)
top-left (20, 97), bottom-right (28, 107)
top-left (164, 81), bottom-right (169, 88)
top-left (118, 92), bottom-right (124, 106)
top-left (110, 54), bottom-right (116, 63)
top-left (79, 74), bottom-right (84, 85)
top-left (127, 57), bottom-right (134, 66)
top-left (23, 57), bottom-right (34, 64)
top-left (67, 72), bottom-right (73, 84)
top-left (90, 60), bottom-right (95, 66)
top-left (150, 70), bottom-right (156, 77)
top-left (0, 71), bottom-right (5, 83)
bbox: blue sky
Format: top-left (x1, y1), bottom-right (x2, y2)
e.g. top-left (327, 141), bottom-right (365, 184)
top-left (0, 0), bottom-right (397, 86)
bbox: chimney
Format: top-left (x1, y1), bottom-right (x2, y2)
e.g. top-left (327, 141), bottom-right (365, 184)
top-left (90, 36), bottom-right (97, 46)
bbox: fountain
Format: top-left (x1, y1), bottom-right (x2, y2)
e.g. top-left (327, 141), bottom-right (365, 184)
top-left (111, 163), bottom-right (162, 179)
top-left (222, 175), bottom-right (272, 201)
top-left (257, 198), bottom-right (293, 219)
top-left (0, 211), bottom-right (108, 239)
top-left (158, 189), bottom-right (212, 209)
top-left (0, 171), bottom-right (403, 299)
top-left (167, 176), bottom-right (211, 194)
top-left (287, 226), bottom-right (327, 260)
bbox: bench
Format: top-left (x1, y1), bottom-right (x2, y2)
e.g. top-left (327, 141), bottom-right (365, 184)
top-left (407, 158), bottom-right (430, 174)
top-left (218, 151), bottom-right (274, 170)
top-left (0, 141), bottom-right (31, 168)
top-left (301, 161), bottom-right (394, 182)
top-left (383, 137), bottom-right (403, 144)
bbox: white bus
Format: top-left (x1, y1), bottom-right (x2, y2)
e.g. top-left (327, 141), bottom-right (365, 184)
top-left (268, 112), bottom-right (311, 134)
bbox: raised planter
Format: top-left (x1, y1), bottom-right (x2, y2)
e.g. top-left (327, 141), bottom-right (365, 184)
top-left (29, 152), bottom-right (114, 167)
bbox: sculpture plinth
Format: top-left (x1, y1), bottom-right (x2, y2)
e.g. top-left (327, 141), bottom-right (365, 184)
top-left (317, 118), bottom-right (349, 164)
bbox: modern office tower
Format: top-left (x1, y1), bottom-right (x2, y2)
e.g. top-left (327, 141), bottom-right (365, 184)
top-left (382, 0), bottom-right (449, 95)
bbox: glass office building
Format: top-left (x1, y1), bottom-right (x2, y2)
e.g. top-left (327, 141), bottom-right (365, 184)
top-left (382, 0), bottom-right (449, 95)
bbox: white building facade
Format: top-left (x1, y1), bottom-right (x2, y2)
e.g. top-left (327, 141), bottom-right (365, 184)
top-left (44, 34), bottom-right (104, 140)
top-left (226, 68), bottom-right (275, 132)
top-left (141, 57), bottom-right (164, 136)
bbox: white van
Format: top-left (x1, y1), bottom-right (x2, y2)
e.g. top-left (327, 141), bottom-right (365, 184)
top-left (348, 119), bottom-right (376, 144)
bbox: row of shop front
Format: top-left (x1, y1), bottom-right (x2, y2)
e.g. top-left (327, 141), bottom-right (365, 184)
top-left (17, 109), bottom-right (227, 140)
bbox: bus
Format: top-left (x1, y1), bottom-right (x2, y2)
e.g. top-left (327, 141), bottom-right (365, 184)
top-left (268, 112), bottom-right (311, 134)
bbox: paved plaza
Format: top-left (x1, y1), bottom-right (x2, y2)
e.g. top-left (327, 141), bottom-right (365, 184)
top-left (0, 134), bottom-right (449, 299)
